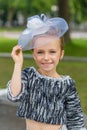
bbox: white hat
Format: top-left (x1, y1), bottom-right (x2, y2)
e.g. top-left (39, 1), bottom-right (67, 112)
top-left (18, 14), bottom-right (68, 50)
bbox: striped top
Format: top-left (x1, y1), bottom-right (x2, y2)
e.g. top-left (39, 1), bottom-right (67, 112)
top-left (7, 67), bottom-right (86, 130)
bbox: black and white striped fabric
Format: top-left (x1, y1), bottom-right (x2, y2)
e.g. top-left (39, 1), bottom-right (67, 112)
top-left (7, 67), bottom-right (86, 130)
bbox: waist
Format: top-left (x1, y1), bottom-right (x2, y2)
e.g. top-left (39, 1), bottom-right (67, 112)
top-left (26, 119), bottom-right (62, 130)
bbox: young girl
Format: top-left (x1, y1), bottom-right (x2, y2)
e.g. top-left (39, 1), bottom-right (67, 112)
top-left (7, 14), bottom-right (86, 130)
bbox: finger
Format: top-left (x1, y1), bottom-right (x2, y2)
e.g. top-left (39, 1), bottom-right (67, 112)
top-left (11, 45), bottom-right (22, 57)
top-left (16, 48), bottom-right (22, 55)
top-left (13, 46), bottom-right (22, 53)
top-left (13, 45), bottom-right (22, 51)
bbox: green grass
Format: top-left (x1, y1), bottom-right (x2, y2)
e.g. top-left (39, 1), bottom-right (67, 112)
top-left (65, 39), bottom-right (87, 57)
top-left (0, 37), bottom-right (17, 52)
top-left (0, 26), bottom-right (24, 32)
top-left (0, 37), bottom-right (31, 54)
top-left (0, 57), bottom-right (87, 114)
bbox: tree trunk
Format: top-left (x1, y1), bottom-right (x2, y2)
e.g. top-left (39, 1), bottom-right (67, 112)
top-left (58, 0), bottom-right (71, 43)
top-left (7, 8), bottom-right (15, 27)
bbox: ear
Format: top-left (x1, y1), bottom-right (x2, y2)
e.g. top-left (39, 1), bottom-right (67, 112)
top-left (60, 50), bottom-right (64, 60)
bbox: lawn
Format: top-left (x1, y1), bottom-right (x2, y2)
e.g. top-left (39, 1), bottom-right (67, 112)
top-left (0, 37), bottom-right (17, 52)
top-left (0, 26), bottom-right (24, 32)
top-left (65, 39), bottom-right (87, 57)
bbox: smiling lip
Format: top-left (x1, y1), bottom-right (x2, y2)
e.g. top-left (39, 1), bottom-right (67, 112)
top-left (42, 63), bottom-right (53, 66)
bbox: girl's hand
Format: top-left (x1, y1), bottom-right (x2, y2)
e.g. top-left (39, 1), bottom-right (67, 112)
top-left (11, 45), bottom-right (23, 66)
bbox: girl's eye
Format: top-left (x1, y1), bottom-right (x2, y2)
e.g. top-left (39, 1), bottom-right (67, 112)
top-left (50, 51), bottom-right (56, 53)
top-left (37, 51), bottom-right (43, 54)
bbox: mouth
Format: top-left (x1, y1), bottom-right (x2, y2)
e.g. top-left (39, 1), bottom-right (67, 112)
top-left (42, 62), bottom-right (53, 66)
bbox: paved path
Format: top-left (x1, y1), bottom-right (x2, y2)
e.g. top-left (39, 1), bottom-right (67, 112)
top-left (0, 31), bottom-right (87, 39)
top-left (0, 104), bottom-right (26, 130)
top-left (0, 31), bottom-right (20, 39)
top-left (0, 89), bottom-right (26, 130)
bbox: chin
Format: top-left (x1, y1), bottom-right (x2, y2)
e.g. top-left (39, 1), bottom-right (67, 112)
top-left (41, 67), bottom-right (54, 72)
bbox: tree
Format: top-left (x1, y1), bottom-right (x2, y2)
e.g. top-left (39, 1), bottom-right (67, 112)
top-left (0, 0), bottom-right (31, 26)
top-left (70, 0), bottom-right (87, 23)
top-left (0, 0), bottom-right (87, 30)
top-left (7, 0), bottom-right (30, 27)
top-left (57, 0), bottom-right (87, 43)
top-left (58, 0), bottom-right (71, 43)
top-left (0, 0), bottom-right (55, 26)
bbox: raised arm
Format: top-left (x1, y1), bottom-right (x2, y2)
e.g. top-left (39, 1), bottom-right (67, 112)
top-left (10, 45), bottom-right (23, 97)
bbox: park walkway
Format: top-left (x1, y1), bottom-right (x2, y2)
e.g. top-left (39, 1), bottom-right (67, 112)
top-left (0, 104), bottom-right (26, 130)
top-left (0, 89), bottom-right (26, 130)
top-left (0, 31), bottom-right (87, 39)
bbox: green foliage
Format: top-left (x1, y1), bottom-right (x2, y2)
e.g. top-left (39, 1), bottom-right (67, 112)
top-left (0, 0), bottom-right (87, 26)
top-left (0, 0), bottom-right (27, 10)
top-left (0, 0), bottom-right (56, 15)
top-left (31, 0), bottom-right (55, 14)
top-left (70, 0), bottom-right (87, 23)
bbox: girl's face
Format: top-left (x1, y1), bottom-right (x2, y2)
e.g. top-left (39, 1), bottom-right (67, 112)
top-left (32, 36), bottom-right (64, 72)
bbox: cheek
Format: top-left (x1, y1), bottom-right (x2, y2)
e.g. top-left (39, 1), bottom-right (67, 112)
top-left (34, 56), bottom-right (42, 63)
top-left (33, 52), bottom-right (41, 61)
top-left (52, 53), bottom-right (61, 60)
top-left (52, 54), bottom-right (62, 64)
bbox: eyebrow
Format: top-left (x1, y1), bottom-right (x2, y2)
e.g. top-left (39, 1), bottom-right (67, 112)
top-left (37, 48), bottom-right (57, 51)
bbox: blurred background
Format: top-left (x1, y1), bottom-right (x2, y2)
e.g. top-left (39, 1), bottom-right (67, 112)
top-left (0, 0), bottom-right (87, 41)
top-left (0, 0), bottom-right (87, 130)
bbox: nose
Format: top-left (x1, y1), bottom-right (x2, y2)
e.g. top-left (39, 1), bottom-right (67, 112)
top-left (44, 53), bottom-right (49, 60)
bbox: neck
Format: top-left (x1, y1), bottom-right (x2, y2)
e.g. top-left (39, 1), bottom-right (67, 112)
top-left (38, 68), bottom-right (61, 78)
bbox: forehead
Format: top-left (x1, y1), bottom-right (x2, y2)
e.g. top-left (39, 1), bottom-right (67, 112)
top-left (32, 35), bottom-right (61, 49)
